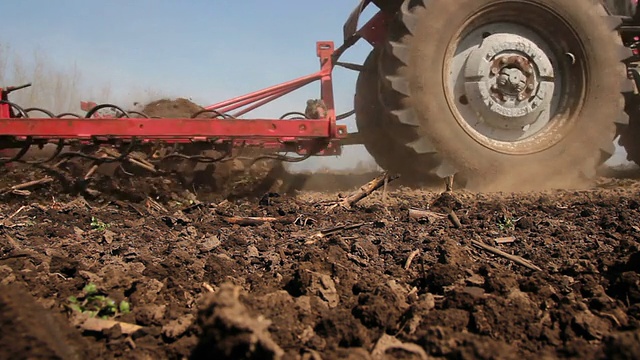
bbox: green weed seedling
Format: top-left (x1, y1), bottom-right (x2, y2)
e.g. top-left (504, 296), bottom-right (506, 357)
top-left (497, 216), bottom-right (516, 231)
top-left (90, 217), bottom-right (110, 232)
top-left (67, 282), bottom-right (130, 319)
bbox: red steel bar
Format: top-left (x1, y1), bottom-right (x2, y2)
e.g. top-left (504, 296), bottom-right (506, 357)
top-left (232, 84), bottom-right (302, 118)
top-left (216, 77), bottom-right (316, 115)
top-left (316, 42), bottom-right (338, 136)
top-left (0, 118), bottom-right (330, 139)
top-left (0, 105), bottom-right (9, 119)
top-left (203, 42), bottom-right (334, 118)
top-left (0, 88), bottom-right (12, 118)
top-left (204, 72), bottom-right (323, 113)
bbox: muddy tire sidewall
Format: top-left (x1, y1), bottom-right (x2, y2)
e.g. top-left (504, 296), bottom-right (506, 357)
top-left (356, 47), bottom-right (441, 180)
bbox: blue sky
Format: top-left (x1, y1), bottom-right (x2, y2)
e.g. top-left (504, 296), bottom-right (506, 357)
top-left (2, 1), bottom-right (374, 111)
top-left (0, 0), bottom-right (630, 170)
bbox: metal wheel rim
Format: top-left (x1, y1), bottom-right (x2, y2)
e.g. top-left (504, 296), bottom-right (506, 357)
top-left (442, 3), bottom-right (587, 155)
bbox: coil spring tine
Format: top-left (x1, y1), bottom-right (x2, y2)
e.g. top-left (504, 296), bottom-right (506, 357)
top-left (56, 113), bottom-right (82, 118)
top-left (13, 108), bottom-right (65, 164)
top-left (84, 103), bottom-right (130, 118)
top-left (0, 138), bottom-right (33, 164)
top-left (119, 111), bottom-right (149, 118)
top-left (279, 111), bottom-right (308, 120)
top-left (19, 140), bottom-right (66, 164)
top-left (190, 109), bottom-right (232, 119)
top-left (24, 107), bottom-right (56, 118)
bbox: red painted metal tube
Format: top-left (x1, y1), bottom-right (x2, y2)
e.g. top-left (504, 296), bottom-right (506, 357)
top-left (204, 72), bottom-right (323, 113)
top-left (217, 77), bottom-right (316, 115)
top-left (232, 84), bottom-right (301, 118)
top-left (0, 118), bottom-right (331, 139)
top-left (202, 42), bottom-right (335, 118)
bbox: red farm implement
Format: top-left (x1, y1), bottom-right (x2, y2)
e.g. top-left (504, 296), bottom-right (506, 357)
top-left (0, 42), bottom-right (346, 167)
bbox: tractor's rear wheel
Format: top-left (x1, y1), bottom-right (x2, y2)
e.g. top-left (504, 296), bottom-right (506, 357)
top-left (355, 47), bottom-right (441, 182)
top-left (376, 0), bottom-right (630, 191)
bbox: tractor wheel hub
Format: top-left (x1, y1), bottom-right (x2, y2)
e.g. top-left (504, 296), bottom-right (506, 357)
top-left (463, 33), bottom-right (555, 130)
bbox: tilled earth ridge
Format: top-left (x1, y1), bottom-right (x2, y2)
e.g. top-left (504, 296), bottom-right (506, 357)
top-left (0, 168), bottom-right (640, 359)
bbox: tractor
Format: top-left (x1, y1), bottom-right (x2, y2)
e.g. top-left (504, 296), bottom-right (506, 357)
top-left (0, 0), bottom-right (639, 192)
top-left (350, 0), bottom-right (640, 190)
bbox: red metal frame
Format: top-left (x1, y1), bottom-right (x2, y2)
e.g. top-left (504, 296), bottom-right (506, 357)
top-left (358, 10), bottom-right (393, 46)
top-left (203, 42), bottom-right (337, 123)
top-left (0, 89), bottom-right (13, 119)
top-left (0, 41), bottom-right (347, 156)
top-left (0, 118), bottom-right (332, 138)
top-left (0, 103), bottom-right (9, 119)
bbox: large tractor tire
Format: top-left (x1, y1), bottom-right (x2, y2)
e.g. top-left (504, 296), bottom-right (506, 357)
top-left (375, 0), bottom-right (631, 191)
top-left (355, 47), bottom-right (441, 183)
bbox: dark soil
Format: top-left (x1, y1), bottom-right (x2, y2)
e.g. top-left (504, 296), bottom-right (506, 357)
top-left (141, 98), bottom-right (204, 118)
top-left (1, 163), bottom-right (640, 360)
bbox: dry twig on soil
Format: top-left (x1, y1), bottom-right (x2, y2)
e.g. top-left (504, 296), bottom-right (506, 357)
top-left (146, 197), bottom-right (168, 213)
top-left (448, 210), bottom-right (462, 229)
top-left (471, 239), bottom-right (541, 271)
top-left (305, 222), bottom-right (371, 245)
top-left (7, 206), bottom-right (27, 220)
top-left (84, 153), bottom-right (110, 180)
top-left (326, 172), bottom-right (399, 212)
top-left (0, 177), bottom-right (53, 196)
top-left (2, 234), bottom-right (21, 250)
top-left (404, 249), bottom-right (420, 270)
top-left (179, 201), bottom-right (206, 213)
top-left (125, 202), bottom-right (145, 217)
top-left (0, 205), bottom-right (28, 228)
top-left (84, 148), bottom-right (157, 181)
top-left (223, 216), bottom-right (296, 226)
top-left (202, 283), bottom-right (215, 293)
top-left (74, 315), bottom-right (143, 335)
top-left (494, 236), bottom-right (516, 245)
top-left (408, 208), bottom-right (447, 223)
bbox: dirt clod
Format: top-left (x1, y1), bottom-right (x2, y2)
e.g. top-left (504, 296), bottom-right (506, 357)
top-left (191, 283), bottom-right (284, 359)
top-left (141, 98), bottom-right (203, 118)
top-left (0, 283), bottom-right (92, 360)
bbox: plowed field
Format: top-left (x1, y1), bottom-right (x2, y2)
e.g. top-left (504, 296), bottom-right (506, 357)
top-left (1, 162), bottom-right (640, 360)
